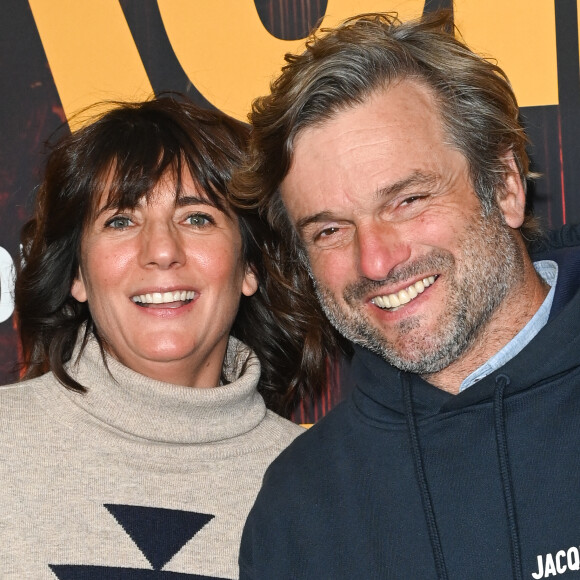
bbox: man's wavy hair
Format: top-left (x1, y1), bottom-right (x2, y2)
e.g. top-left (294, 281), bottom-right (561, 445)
top-left (231, 10), bottom-right (540, 376)
top-left (16, 96), bottom-right (304, 416)
top-left (237, 11), bottom-right (538, 239)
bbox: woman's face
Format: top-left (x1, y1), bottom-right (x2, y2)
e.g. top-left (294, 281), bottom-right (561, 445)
top-left (71, 171), bottom-right (258, 387)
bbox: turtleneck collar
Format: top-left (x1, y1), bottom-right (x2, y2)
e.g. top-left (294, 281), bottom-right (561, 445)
top-left (51, 334), bottom-right (267, 444)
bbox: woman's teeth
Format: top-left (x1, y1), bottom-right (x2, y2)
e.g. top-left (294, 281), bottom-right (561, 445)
top-left (372, 276), bottom-right (436, 310)
top-left (131, 290), bottom-right (196, 304)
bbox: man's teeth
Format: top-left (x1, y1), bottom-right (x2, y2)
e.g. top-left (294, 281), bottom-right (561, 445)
top-left (131, 290), bottom-right (196, 304)
top-left (372, 276), bottom-right (436, 310)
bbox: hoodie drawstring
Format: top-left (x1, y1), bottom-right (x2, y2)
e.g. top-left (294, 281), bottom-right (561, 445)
top-left (402, 375), bottom-right (449, 580)
top-left (403, 373), bottom-right (524, 579)
top-left (493, 374), bottom-right (523, 580)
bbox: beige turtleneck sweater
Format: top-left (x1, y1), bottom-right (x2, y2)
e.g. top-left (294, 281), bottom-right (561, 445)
top-left (0, 334), bottom-right (303, 579)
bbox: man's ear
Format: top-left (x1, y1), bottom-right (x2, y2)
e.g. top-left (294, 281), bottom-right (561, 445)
top-left (496, 152), bottom-right (526, 229)
top-left (71, 270), bottom-right (88, 303)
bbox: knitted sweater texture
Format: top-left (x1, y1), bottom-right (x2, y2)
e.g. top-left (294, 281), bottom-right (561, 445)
top-left (0, 335), bottom-right (303, 579)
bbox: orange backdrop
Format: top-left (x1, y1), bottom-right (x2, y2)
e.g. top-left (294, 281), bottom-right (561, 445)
top-left (0, 0), bottom-right (578, 422)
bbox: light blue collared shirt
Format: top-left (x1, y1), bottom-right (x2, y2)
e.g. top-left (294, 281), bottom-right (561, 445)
top-left (459, 260), bottom-right (558, 392)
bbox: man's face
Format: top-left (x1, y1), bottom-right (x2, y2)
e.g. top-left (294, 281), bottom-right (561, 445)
top-left (279, 80), bottom-right (525, 376)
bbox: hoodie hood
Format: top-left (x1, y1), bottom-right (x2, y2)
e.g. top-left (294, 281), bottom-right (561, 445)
top-left (350, 242), bottom-right (580, 424)
top-left (346, 240), bottom-right (580, 579)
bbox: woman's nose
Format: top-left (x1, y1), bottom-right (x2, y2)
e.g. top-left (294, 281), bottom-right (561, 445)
top-left (139, 222), bottom-right (186, 269)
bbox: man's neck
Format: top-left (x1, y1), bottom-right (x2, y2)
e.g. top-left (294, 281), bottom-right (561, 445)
top-left (423, 261), bottom-right (550, 395)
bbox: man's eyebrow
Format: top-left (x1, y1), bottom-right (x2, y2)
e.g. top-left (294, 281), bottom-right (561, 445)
top-left (296, 211), bottom-right (339, 235)
top-left (374, 172), bottom-right (438, 200)
top-left (295, 172), bottom-right (439, 234)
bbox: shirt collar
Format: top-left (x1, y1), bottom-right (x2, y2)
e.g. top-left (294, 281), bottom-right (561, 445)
top-left (459, 260), bottom-right (558, 392)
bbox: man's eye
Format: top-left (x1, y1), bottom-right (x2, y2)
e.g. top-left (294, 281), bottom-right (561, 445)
top-left (317, 226), bottom-right (339, 239)
top-left (307, 223), bottom-right (352, 249)
top-left (186, 213), bottom-right (214, 227)
top-left (105, 216), bottom-right (132, 229)
top-left (400, 195), bottom-right (426, 206)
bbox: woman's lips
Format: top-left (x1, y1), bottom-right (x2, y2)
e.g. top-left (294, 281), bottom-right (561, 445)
top-left (131, 290), bottom-right (197, 308)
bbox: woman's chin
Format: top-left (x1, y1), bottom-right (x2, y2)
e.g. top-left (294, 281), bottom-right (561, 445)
top-left (110, 335), bottom-right (229, 386)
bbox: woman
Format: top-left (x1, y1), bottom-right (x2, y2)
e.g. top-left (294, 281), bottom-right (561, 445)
top-left (0, 96), bottom-right (302, 578)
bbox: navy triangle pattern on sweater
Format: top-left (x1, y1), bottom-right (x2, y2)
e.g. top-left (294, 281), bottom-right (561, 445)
top-left (50, 505), bottom-right (228, 580)
top-left (240, 232), bottom-right (580, 579)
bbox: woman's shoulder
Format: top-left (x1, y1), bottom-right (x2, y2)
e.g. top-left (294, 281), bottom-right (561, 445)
top-left (0, 371), bottom-right (60, 413)
top-left (0, 373), bottom-right (63, 455)
top-left (0, 371), bottom-right (54, 393)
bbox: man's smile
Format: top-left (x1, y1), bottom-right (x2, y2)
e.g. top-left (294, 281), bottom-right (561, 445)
top-left (371, 275), bottom-right (436, 311)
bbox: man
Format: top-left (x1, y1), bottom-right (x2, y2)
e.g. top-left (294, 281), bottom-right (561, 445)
top-left (236, 11), bottom-right (580, 579)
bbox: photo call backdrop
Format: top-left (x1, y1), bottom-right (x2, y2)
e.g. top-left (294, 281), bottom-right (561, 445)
top-left (1, 0), bottom-right (579, 423)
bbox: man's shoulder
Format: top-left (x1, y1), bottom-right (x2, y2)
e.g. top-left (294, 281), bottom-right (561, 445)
top-left (263, 400), bottom-right (353, 481)
top-left (243, 399), bottom-right (361, 555)
top-left (530, 223), bottom-right (580, 257)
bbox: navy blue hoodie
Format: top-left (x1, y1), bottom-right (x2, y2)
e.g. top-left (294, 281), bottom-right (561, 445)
top-left (240, 240), bottom-right (580, 579)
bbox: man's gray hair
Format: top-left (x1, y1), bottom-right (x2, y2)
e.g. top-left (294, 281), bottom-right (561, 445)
top-left (233, 10), bottom-right (539, 244)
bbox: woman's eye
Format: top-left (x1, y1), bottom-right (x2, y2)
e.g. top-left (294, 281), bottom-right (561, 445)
top-left (186, 213), bottom-right (214, 227)
top-left (105, 216), bottom-right (132, 229)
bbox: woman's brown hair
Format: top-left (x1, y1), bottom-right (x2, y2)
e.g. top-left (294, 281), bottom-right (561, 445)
top-left (16, 95), bottom-right (319, 417)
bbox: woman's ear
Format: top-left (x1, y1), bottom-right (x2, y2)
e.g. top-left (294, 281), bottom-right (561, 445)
top-left (242, 264), bottom-right (259, 297)
top-left (71, 270), bottom-right (88, 303)
top-left (496, 152), bottom-right (526, 229)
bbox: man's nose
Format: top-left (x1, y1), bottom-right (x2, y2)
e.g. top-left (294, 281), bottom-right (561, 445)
top-left (355, 222), bottom-right (410, 281)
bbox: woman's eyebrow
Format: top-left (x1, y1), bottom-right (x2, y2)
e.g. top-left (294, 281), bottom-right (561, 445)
top-left (176, 195), bottom-right (218, 208)
top-left (176, 195), bottom-right (206, 206)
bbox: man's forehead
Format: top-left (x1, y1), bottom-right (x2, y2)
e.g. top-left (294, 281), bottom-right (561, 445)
top-left (288, 84), bottom-right (447, 180)
top-left (283, 84), bottom-right (447, 180)
top-left (279, 86), bottom-right (476, 230)
top-left (291, 78), bottom-right (442, 142)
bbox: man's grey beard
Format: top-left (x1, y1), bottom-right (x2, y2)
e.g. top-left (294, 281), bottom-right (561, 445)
top-left (310, 205), bottom-right (524, 375)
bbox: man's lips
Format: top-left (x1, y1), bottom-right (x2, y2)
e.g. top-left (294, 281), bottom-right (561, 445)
top-left (131, 290), bottom-right (197, 308)
top-left (371, 275), bottom-right (436, 310)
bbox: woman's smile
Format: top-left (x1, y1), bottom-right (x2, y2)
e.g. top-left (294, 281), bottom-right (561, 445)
top-left (131, 289), bottom-right (198, 307)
